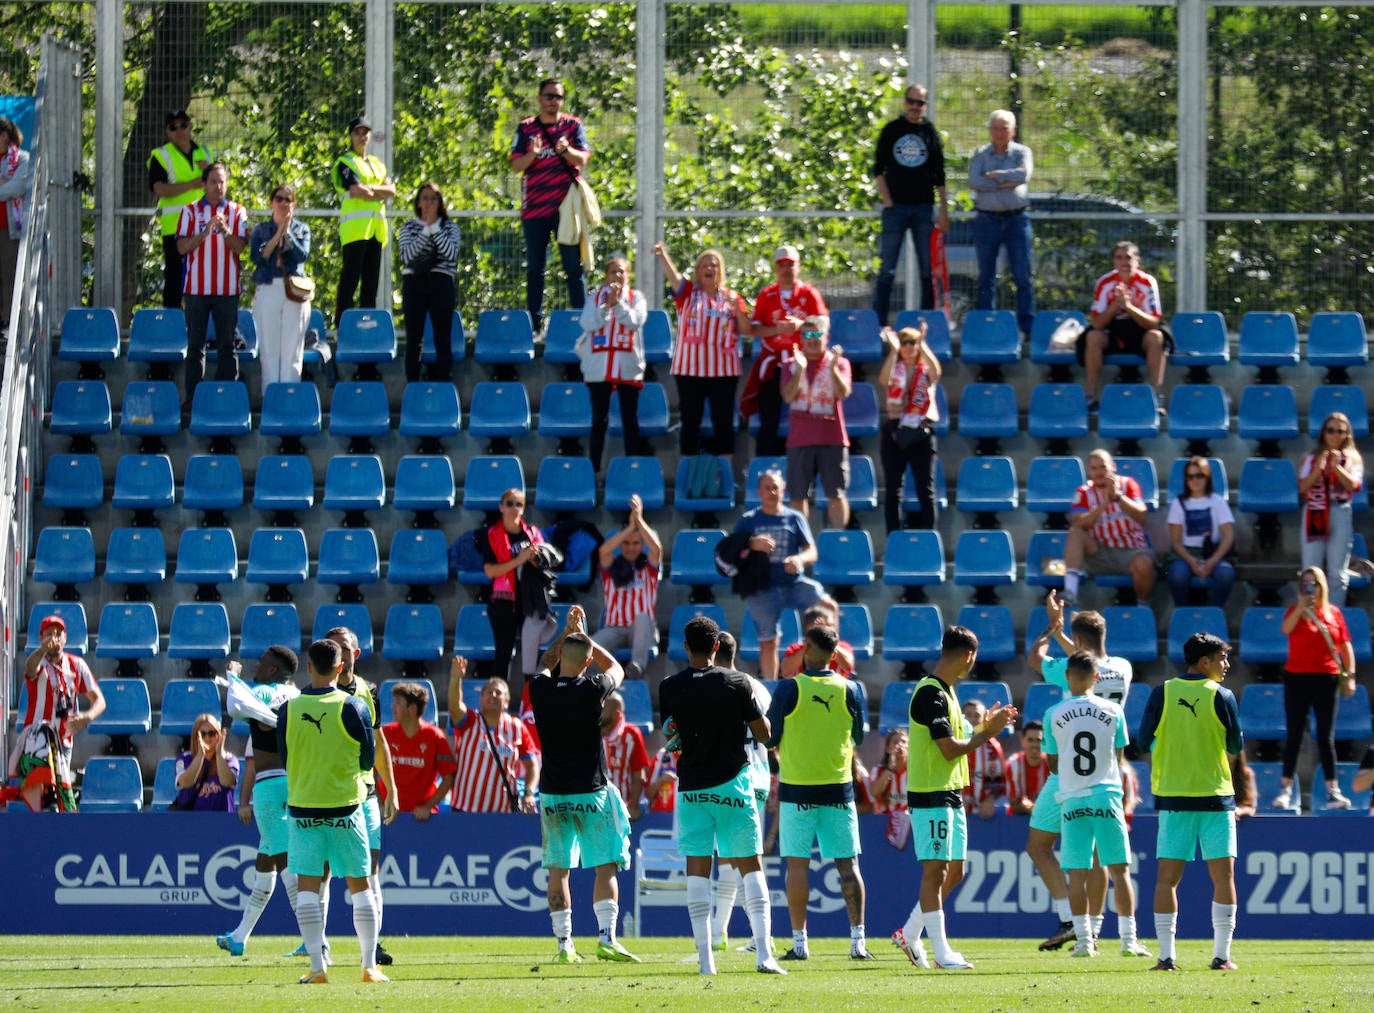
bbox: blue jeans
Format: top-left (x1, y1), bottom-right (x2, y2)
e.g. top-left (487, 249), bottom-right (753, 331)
top-left (1302, 500), bottom-right (1354, 606)
top-left (1166, 556), bottom-right (1237, 607)
top-left (973, 210), bottom-right (1034, 334)
top-left (873, 203), bottom-right (934, 325)
top-left (523, 215), bottom-right (585, 332)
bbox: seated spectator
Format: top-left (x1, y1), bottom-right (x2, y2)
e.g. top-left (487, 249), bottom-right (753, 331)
top-left (449, 656), bottom-right (539, 814)
top-left (1063, 448), bottom-right (1155, 606)
top-left (382, 681), bottom-right (457, 818)
top-left (1299, 412), bottom-right (1364, 607)
top-left (878, 322), bottom-right (942, 533)
top-left (869, 728), bottom-right (911, 848)
top-left (173, 713), bottom-right (239, 811)
top-left (397, 181), bottom-right (461, 383)
top-left (600, 691), bottom-right (649, 820)
top-left (780, 602), bottom-right (856, 679)
top-left (781, 314), bottom-right (853, 530)
top-left (578, 253), bottom-right (649, 472)
top-left (1166, 455), bottom-right (1236, 607)
top-left (592, 494), bottom-right (661, 680)
top-left (961, 699), bottom-right (1005, 819)
top-left (1004, 720), bottom-right (1050, 815)
top-left (646, 746), bottom-right (678, 812)
top-left (1082, 240), bottom-right (1167, 408)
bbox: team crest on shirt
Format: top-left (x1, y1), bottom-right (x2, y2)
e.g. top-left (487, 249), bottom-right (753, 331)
top-left (894, 134), bottom-right (929, 168)
top-left (932, 840), bottom-right (942, 853)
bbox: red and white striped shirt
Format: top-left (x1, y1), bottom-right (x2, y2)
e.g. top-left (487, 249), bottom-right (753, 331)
top-left (1070, 477), bottom-right (1150, 550)
top-left (602, 716), bottom-right (649, 801)
top-left (669, 280), bottom-right (746, 378)
top-left (450, 709), bottom-right (533, 813)
top-left (599, 561), bottom-right (659, 628)
top-left (868, 764), bottom-right (908, 815)
top-left (963, 738), bottom-right (1006, 813)
top-left (1004, 751), bottom-right (1051, 812)
top-left (1090, 269), bottom-right (1161, 320)
top-left (23, 653), bottom-right (96, 748)
top-left (177, 198), bottom-right (248, 296)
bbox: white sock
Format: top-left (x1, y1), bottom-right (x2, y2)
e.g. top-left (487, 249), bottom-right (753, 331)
top-left (901, 903), bottom-right (926, 941)
top-left (712, 866), bottom-right (740, 937)
top-left (1054, 897), bottom-right (1072, 922)
top-left (687, 876), bottom-right (714, 972)
top-left (372, 878), bottom-right (383, 938)
top-left (352, 888), bottom-right (379, 969)
top-left (1154, 911), bottom-right (1177, 961)
top-left (295, 891), bottom-right (325, 973)
top-left (318, 875), bottom-right (332, 950)
top-left (1064, 569), bottom-right (1082, 598)
top-left (791, 929), bottom-right (808, 954)
top-left (281, 868), bottom-right (299, 912)
top-left (232, 869), bottom-right (277, 942)
top-left (1119, 914), bottom-right (1138, 945)
top-left (924, 909), bottom-right (954, 959)
top-left (1211, 902), bottom-right (1237, 960)
top-left (850, 924), bottom-right (866, 948)
top-left (550, 908), bottom-right (573, 946)
top-left (594, 898), bottom-right (618, 944)
top-left (1074, 913), bottom-right (1092, 944)
top-left (742, 870), bottom-right (772, 958)
top-left (1091, 913), bottom-right (1104, 938)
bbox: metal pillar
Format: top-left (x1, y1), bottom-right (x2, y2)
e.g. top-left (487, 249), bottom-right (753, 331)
top-left (1177, 0), bottom-right (1208, 311)
top-left (366, 0), bottom-right (396, 310)
top-left (94, 0), bottom-right (123, 309)
top-left (636, 0), bottom-right (665, 304)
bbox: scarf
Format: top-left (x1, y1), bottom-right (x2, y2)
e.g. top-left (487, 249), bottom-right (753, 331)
top-left (488, 520), bottom-right (542, 600)
top-left (886, 359), bottom-right (935, 425)
top-left (791, 356), bottom-right (838, 418)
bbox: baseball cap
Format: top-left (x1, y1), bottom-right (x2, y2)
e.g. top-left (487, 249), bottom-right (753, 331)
top-left (40, 615), bottom-right (66, 633)
top-left (773, 244), bottom-right (800, 263)
top-left (347, 115), bottom-right (372, 133)
top-left (165, 108), bottom-right (190, 127)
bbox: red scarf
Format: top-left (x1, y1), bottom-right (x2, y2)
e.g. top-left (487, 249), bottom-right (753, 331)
top-left (487, 520), bottom-right (542, 599)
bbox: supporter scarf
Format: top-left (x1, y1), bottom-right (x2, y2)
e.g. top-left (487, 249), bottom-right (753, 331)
top-left (791, 355), bottom-right (838, 418)
top-left (487, 520), bottom-right (541, 600)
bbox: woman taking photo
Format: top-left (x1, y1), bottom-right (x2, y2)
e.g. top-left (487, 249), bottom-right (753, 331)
top-left (577, 254), bottom-right (648, 472)
top-left (249, 184), bottom-right (312, 394)
top-left (877, 322), bottom-right (941, 532)
top-left (1274, 566), bottom-right (1357, 811)
top-left (397, 181), bottom-right (461, 383)
top-left (1299, 411), bottom-right (1364, 606)
top-left (479, 489), bottom-right (557, 688)
top-left (173, 712), bottom-right (239, 812)
top-left (1165, 455), bottom-right (1236, 606)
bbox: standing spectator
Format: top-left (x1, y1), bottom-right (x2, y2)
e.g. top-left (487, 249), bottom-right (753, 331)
top-left (961, 700), bottom-right (1005, 819)
top-left (1063, 448), bottom-right (1155, 606)
top-left (592, 494), bottom-right (661, 680)
top-left (448, 656), bottom-right (538, 814)
top-left (871, 83), bottom-right (949, 324)
top-left (147, 108), bottom-right (213, 308)
top-left (1166, 456), bottom-right (1236, 606)
top-left (480, 488), bottom-right (558, 686)
top-left (173, 712), bottom-right (240, 812)
top-left (1083, 241), bottom-right (1167, 407)
top-left (869, 729), bottom-right (911, 849)
top-left (1004, 721), bottom-right (1051, 816)
top-left (654, 241), bottom-right (749, 458)
top-left (249, 183), bottom-right (312, 395)
top-left (878, 322), bottom-right (941, 532)
top-left (781, 315), bottom-right (853, 530)
top-left (1273, 566), bottom-right (1357, 811)
top-left (332, 116), bottom-right (395, 327)
top-left (381, 681), bottom-right (458, 818)
top-left (646, 746), bottom-right (678, 812)
top-left (176, 162), bottom-right (248, 405)
top-left (396, 181), bottom-right (461, 383)
top-left (749, 245), bottom-right (829, 456)
top-left (1299, 412), bottom-right (1364, 607)
top-left (0, 117), bottom-right (32, 324)
top-left (969, 109), bottom-right (1034, 336)
top-left (578, 254), bottom-right (648, 471)
top-left (509, 77), bottom-right (590, 334)
top-left (600, 692), bottom-right (649, 820)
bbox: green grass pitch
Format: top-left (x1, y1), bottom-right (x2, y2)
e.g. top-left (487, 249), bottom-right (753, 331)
top-left (2, 936), bottom-right (1372, 1011)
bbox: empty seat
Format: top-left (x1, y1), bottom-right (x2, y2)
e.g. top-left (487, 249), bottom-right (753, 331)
top-left (882, 530), bottom-right (945, 588)
top-left (541, 309), bottom-right (582, 365)
top-left (1237, 458), bottom-right (1299, 514)
top-left (1167, 606), bottom-right (1229, 663)
top-left (50, 380), bottom-right (112, 437)
top-left (1024, 530), bottom-right (1067, 588)
top-left (1238, 311), bottom-right (1299, 371)
top-left (605, 456), bottom-right (666, 512)
top-left (469, 382), bottom-right (532, 441)
top-left (537, 382), bottom-right (593, 438)
top-left (239, 602), bottom-right (301, 659)
top-left (620, 680), bottom-right (656, 733)
top-left (1025, 456), bottom-right (1086, 516)
top-left (1122, 682), bottom-right (1151, 739)
top-left (1238, 606), bottom-right (1289, 664)
top-left (150, 756), bottom-right (179, 811)
top-left (167, 602), bottom-right (232, 660)
top-left (536, 456), bottom-right (597, 513)
top-left (1028, 310), bottom-right (1087, 367)
top-left (1170, 311), bottom-right (1230, 365)
top-left (259, 382), bottom-right (322, 444)
top-left (32, 526), bottom-right (97, 589)
top-left (829, 308), bottom-right (883, 363)
top-left (328, 381), bottom-right (392, 443)
top-left (59, 307), bottom-right (120, 365)
top-left (1025, 606), bottom-right (1071, 659)
top-left (960, 310), bottom-right (1021, 365)
top-left (87, 677), bottom-right (153, 736)
top-left (1167, 384), bottom-right (1229, 444)
top-left (1021, 683), bottom-right (1065, 727)
top-left (669, 529), bottom-right (729, 588)
top-left (952, 530), bottom-right (1016, 588)
top-left (1165, 457), bottom-right (1228, 503)
top-left (322, 454), bottom-right (387, 518)
top-left (813, 530), bottom-right (875, 588)
top-left (398, 381), bottom-right (462, 444)
top-left (79, 757), bottom-right (144, 812)
top-left (815, 454), bottom-right (877, 512)
top-left (188, 380), bottom-right (251, 439)
top-left (475, 309), bottom-right (536, 364)
top-left (462, 455), bottom-right (525, 512)
top-left (837, 603), bottom-right (874, 660)
top-left (393, 455), bottom-right (456, 517)
top-left (316, 528), bottom-right (381, 588)
top-left (643, 309), bottom-right (673, 364)
top-left (842, 383), bottom-right (881, 439)
top-left (1341, 607), bottom-right (1373, 664)
top-left (955, 606), bottom-right (1016, 662)
top-left (452, 604), bottom-right (497, 660)
top-left (182, 454), bottom-right (244, 518)
top-left (1305, 311), bottom-right (1367, 375)
top-left (382, 604), bottom-right (446, 660)
top-left (1113, 457), bottom-right (1159, 510)
top-left (378, 678), bottom-right (440, 726)
top-left (128, 308), bottom-right (188, 364)
top-left (881, 603), bottom-right (944, 662)
top-left (104, 527), bottom-right (167, 588)
top-left (387, 529), bottom-right (450, 586)
top-left (245, 528), bottom-right (309, 591)
top-left (609, 382), bottom-right (670, 438)
top-left (313, 604), bottom-right (375, 657)
top-left (879, 681), bottom-right (917, 734)
top-left (118, 381), bottom-right (181, 447)
top-left (666, 604), bottom-right (729, 661)
top-left (955, 456), bottom-right (1019, 516)
top-left (111, 454), bottom-right (175, 515)
top-left (1100, 605), bottom-right (1158, 662)
top-left (159, 679), bottom-right (222, 736)
top-left (42, 454), bottom-right (104, 517)
top-left (336, 309), bottom-right (397, 365)
top-left (26, 602), bottom-right (88, 655)
top-left (1097, 383), bottom-right (1160, 440)
top-left (893, 309), bottom-right (953, 361)
top-left (1237, 385), bottom-right (1299, 445)
top-left (955, 678), bottom-right (1013, 712)
top-left (95, 602), bottom-right (160, 658)
top-left (1239, 683), bottom-right (1287, 739)
top-left (1027, 383), bottom-right (1089, 442)
top-left (252, 455), bottom-right (315, 517)
top-left (956, 383), bottom-right (1018, 441)
top-left (1308, 384), bottom-right (1369, 439)
top-left (673, 456), bottom-right (734, 514)
top-left (1250, 762), bottom-right (1300, 814)
top-left (1333, 685), bottom-right (1373, 740)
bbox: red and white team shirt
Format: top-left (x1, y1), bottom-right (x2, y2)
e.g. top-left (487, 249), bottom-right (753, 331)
top-left (1090, 269), bottom-right (1161, 321)
top-left (601, 715), bottom-right (650, 801)
top-left (868, 764), bottom-right (908, 815)
top-left (1070, 477), bottom-right (1150, 550)
top-left (382, 720), bottom-right (458, 813)
top-left (177, 197), bottom-right (248, 296)
top-left (963, 737), bottom-right (1006, 813)
top-left (1004, 751), bottom-right (1052, 812)
top-left (752, 282), bottom-right (828, 355)
top-left (647, 748), bottom-right (678, 811)
top-left (781, 639), bottom-right (856, 679)
top-left (23, 653), bottom-right (96, 748)
top-left (599, 562), bottom-right (659, 629)
top-left (451, 710), bottom-right (533, 813)
top-left (669, 280), bottom-right (746, 378)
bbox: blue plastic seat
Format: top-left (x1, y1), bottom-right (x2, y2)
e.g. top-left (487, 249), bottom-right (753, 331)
top-left (245, 528), bottom-right (309, 588)
top-left (644, 309), bottom-right (673, 364)
top-left (252, 455), bottom-right (315, 515)
top-left (32, 527), bottom-right (97, 588)
top-left (118, 380), bottom-right (181, 442)
top-left (1237, 458), bottom-right (1299, 514)
top-left (1024, 530), bottom-right (1067, 588)
top-left (893, 309), bottom-right (953, 361)
top-left (388, 529), bottom-right (450, 586)
top-left (738, 609), bottom-right (802, 661)
top-left (1350, 533), bottom-right (1372, 590)
top-left (59, 307), bottom-right (120, 364)
top-left (1130, 760), bottom-right (1155, 812)
top-left (239, 603), bottom-right (301, 659)
top-left (538, 382), bottom-right (593, 438)
top-left (259, 382), bottom-right (322, 442)
top-left (1239, 683), bottom-right (1287, 739)
top-left (842, 383), bottom-right (881, 439)
top-left (1170, 311), bottom-right (1230, 365)
top-left (462, 455), bottom-right (525, 512)
top-left (1238, 606), bottom-right (1289, 664)
top-left (1113, 457), bottom-right (1159, 510)
top-left (955, 678), bottom-right (1013, 712)
top-left (420, 310), bottom-right (466, 364)
top-left (952, 530), bottom-right (1016, 587)
top-left (1238, 311), bottom-right (1299, 369)
top-left (619, 680), bottom-right (655, 733)
top-left (1021, 683), bottom-right (1065, 727)
top-left (316, 528), bottom-right (381, 588)
top-left (50, 380), bottom-right (112, 437)
top-left (1237, 385), bottom-right (1298, 444)
top-left (42, 454), bottom-right (104, 515)
top-left (1308, 384), bottom-right (1369, 439)
top-left (128, 308), bottom-right (188, 364)
top-left (167, 602), bottom-right (232, 660)
top-left (669, 529), bottom-right (729, 587)
top-left (881, 604), bottom-right (944, 662)
top-left (960, 310), bottom-right (1021, 364)
top-left (1167, 606), bottom-right (1229, 663)
top-left (1025, 606), bottom-right (1074, 659)
top-left (879, 681), bottom-right (917, 734)
top-left (87, 677), bottom-right (152, 736)
top-left (814, 454), bottom-right (877, 512)
top-left (955, 456), bottom-right (1018, 515)
top-left (1165, 457), bottom-right (1228, 503)
top-left (469, 382), bottom-right (532, 440)
top-left (1122, 682), bottom-right (1151, 740)
top-left (188, 380), bottom-right (251, 439)
top-left (542, 309), bottom-right (582, 364)
top-left (1028, 310), bottom-right (1088, 367)
top-left (378, 678), bottom-right (440, 726)
top-left (206, 308), bottom-right (259, 362)
top-left (881, 530), bottom-right (945, 587)
top-left (955, 606), bottom-right (1016, 663)
top-left (605, 456), bottom-right (666, 512)
top-left (1305, 312), bottom-right (1367, 371)
top-left (609, 382), bottom-right (670, 438)
top-left (452, 604), bottom-right (497, 660)
top-left (475, 309), bottom-right (536, 365)
top-left (956, 383), bottom-right (1018, 440)
top-left (1025, 456), bottom-right (1086, 515)
top-left (150, 756), bottom-right (179, 811)
top-left (743, 457), bottom-right (789, 509)
top-left (382, 604), bottom-right (446, 660)
top-left (111, 454), bottom-right (175, 514)
top-left (336, 309), bottom-right (397, 364)
top-left (1167, 384), bottom-right (1230, 442)
top-left (829, 308), bottom-right (883, 363)
top-left (1333, 684), bottom-right (1373, 739)
top-left (535, 456), bottom-right (597, 513)
top-left (393, 455), bottom-right (456, 515)
top-left (313, 604), bottom-right (374, 657)
top-left (1341, 607), bottom-right (1373, 664)
top-left (813, 530), bottom-right (875, 588)
top-left (95, 602), bottom-right (160, 659)
top-left (666, 604), bottom-right (729, 661)
top-left (159, 679), bottom-right (222, 736)
top-left (26, 602), bottom-right (88, 655)
top-left (1101, 605), bottom-right (1158, 662)
top-left (328, 381), bottom-right (392, 440)
top-left (1027, 383), bottom-right (1088, 442)
top-left (323, 454), bottom-right (387, 515)
top-left (104, 527), bottom-right (167, 587)
top-left (79, 757), bottom-right (144, 812)
top-left (182, 454), bottom-right (244, 518)
top-left (673, 456), bottom-right (735, 514)
top-left (399, 381), bottom-right (461, 443)
top-left (1097, 383), bottom-right (1160, 440)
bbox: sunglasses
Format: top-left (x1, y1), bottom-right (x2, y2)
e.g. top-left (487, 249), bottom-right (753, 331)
top-left (502, 499), bottom-right (525, 508)
top-left (905, 97), bottom-right (927, 107)
top-left (900, 338), bottom-right (919, 347)
top-left (199, 727), bottom-right (220, 738)
top-left (271, 194), bottom-right (293, 203)
top-left (169, 122), bottom-right (190, 130)
top-left (801, 330), bottom-right (825, 339)
top-left (1325, 427), bottom-right (1349, 435)
top-left (1186, 472), bottom-right (1206, 479)
top-left (541, 93), bottom-right (565, 100)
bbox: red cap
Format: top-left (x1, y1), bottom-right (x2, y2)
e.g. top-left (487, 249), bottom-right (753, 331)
top-left (40, 615), bottom-right (66, 633)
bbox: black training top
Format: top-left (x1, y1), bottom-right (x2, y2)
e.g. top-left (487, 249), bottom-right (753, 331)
top-left (528, 666), bottom-right (614, 795)
top-left (659, 665), bottom-right (763, 792)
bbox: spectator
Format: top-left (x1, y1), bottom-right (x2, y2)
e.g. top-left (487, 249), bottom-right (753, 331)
top-left (249, 183), bottom-right (312, 395)
top-left (1166, 455), bottom-right (1236, 607)
top-left (871, 82), bottom-right (949, 324)
top-left (748, 244), bottom-right (829, 456)
top-left (1063, 448), bottom-right (1155, 606)
top-left (480, 488), bottom-right (559, 686)
top-left (177, 162), bottom-right (248, 405)
top-left (781, 314), bottom-right (853, 530)
top-left (448, 656), bottom-right (539, 814)
top-left (600, 692), bottom-right (649, 820)
top-left (968, 109), bottom-right (1034, 336)
top-left (1299, 411), bottom-right (1364, 607)
top-left (0, 117), bottom-right (32, 325)
top-left (509, 77), bottom-right (589, 334)
top-left (147, 108), bottom-right (213, 309)
top-left (578, 254), bottom-right (649, 472)
top-left (1274, 566), bottom-right (1357, 811)
top-left (654, 241), bottom-right (749, 458)
top-left (173, 712), bottom-right (240, 812)
top-left (1083, 241), bottom-right (1166, 408)
top-left (878, 322), bottom-right (942, 532)
top-left (592, 494), bottom-right (660, 680)
top-left (1004, 721), bottom-right (1050, 816)
top-left (780, 602), bottom-right (856, 679)
top-left (11, 615), bottom-right (105, 812)
top-left (961, 700), bottom-right (1005, 820)
top-left (331, 116), bottom-right (396, 327)
top-left (381, 681), bottom-right (457, 818)
top-left (646, 746), bottom-right (678, 812)
top-left (868, 728), bottom-right (910, 823)
top-left (396, 181), bottom-right (461, 383)
top-left (731, 467), bottom-right (835, 679)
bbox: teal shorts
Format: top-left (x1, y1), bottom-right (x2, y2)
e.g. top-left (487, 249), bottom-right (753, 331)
top-left (678, 768), bottom-right (762, 860)
top-left (251, 773), bottom-right (290, 857)
top-left (1059, 789), bottom-right (1130, 869)
top-left (779, 800), bottom-right (860, 860)
top-left (288, 807), bottom-right (370, 879)
top-left (1156, 809), bottom-right (1237, 862)
top-left (911, 805), bottom-right (968, 862)
top-left (363, 794), bottom-right (381, 851)
top-left (1029, 772), bottom-right (1062, 834)
top-left (540, 785), bottom-right (632, 870)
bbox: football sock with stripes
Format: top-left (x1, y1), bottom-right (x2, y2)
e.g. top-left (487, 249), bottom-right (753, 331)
top-left (712, 866), bottom-right (740, 938)
top-left (687, 876), bottom-right (714, 972)
top-left (232, 869), bottom-right (276, 944)
top-left (352, 887), bottom-right (379, 968)
top-left (296, 891), bottom-right (326, 974)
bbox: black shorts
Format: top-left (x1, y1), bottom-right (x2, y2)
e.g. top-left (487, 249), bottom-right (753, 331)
top-left (1102, 316), bottom-right (1151, 357)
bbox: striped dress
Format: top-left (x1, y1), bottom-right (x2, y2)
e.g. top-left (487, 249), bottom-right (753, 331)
top-left (669, 280), bottom-right (745, 378)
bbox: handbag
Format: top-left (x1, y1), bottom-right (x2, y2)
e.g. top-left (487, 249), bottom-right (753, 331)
top-left (283, 273), bottom-right (315, 303)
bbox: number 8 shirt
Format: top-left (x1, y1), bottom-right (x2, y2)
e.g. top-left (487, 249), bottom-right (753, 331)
top-left (1044, 693), bottom-right (1129, 802)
